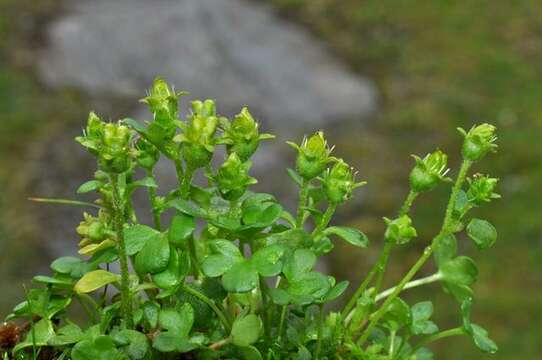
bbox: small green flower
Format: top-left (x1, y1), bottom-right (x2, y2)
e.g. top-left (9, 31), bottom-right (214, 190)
top-left (209, 152), bottom-right (257, 200)
top-left (135, 138), bottom-right (160, 170)
top-left (458, 124), bottom-right (498, 161)
top-left (99, 123), bottom-right (133, 173)
top-left (321, 159), bottom-right (366, 204)
top-left (140, 77), bottom-right (183, 123)
top-left (287, 131), bottom-right (335, 180)
top-left (175, 100), bottom-right (219, 169)
top-left (409, 150), bottom-right (451, 193)
top-left (220, 107), bottom-right (274, 161)
top-left (384, 215), bottom-right (417, 245)
top-left (467, 174), bottom-right (500, 206)
top-left (76, 212), bottom-right (107, 244)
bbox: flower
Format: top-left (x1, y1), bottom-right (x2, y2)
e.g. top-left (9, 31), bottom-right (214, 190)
top-left (209, 152), bottom-right (257, 200)
top-left (409, 150), bottom-right (451, 192)
top-left (220, 107), bottom-right (274, 161)
top-left (287, 131), bottom-right (334, 180)
top-left (467, 174), bottom-right (500, 206)
top-left (384, 215), bottom-right (417, 245)
top-left (321, 159), bottom-right (366, 204)
top-left (458, 123), bottom-right (498, 161)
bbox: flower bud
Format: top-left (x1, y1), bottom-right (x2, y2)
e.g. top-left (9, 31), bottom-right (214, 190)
top-left (175, 100), bottom-right (219, 169)
top-left (322, 159), bottom-right (366, 204)
top-left (210, 152), bottom-right (257, 200)
top-left (384, 215), bottom-right (417, 245)
top-left (135, 138), bottom-right (160, 169)
top-left (76, 112), bottom-right (105, 155)
top-left (99, 123), bottom-right (133, 173)
top-left (458, 123), bottom-right (498, 161)
top-left (467, 174), bottom-right (500, 206)
top-left (287, 131), bottom-right (334, 180)
top-left (76, 213), bottom-right (107, 243)
top-left (140, 77), bottom-right (181, 123)
top-left (409, 150), bottom-right (451, 193)
top-left (221, 107), bottom-right (274, 161)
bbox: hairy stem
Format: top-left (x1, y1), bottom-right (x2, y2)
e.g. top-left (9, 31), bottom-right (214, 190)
top-left (146, 170), bottom-right (161, 230)
top-left (312, 203), bottom-right (337, 237)
top-left (375, 273), bottom-right (443, 302)
top-left (296, 179), bottom-right (310, 228)
top-left (399, 190), bottom-right (418, 217)
top-left (357, 160), bottom-right (472, 345)
top-left (180, 166), bottom-right (194, 199)
top-left (110, 174), bottom-right (133, 328)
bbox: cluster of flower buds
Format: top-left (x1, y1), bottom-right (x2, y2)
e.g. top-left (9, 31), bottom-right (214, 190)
top-left (135, 138), bottom-right (160, 170)
top-left (321, 160), bottom-right (366, 204)
top-left (140, 78), bottom-right (183, 141)
top-left (209, 153), bottom-right (257, 200)
top-left (466, 174), bottom-right (500, 206)
top-left (76, 211), bottom-right (114, 255)
top-left (384, 215), bottom-right (417, 245)
top-left (409, 150), bottom-right (451, 193)
top-left (287, 131), bottom-right (335, 180)
top-left (175, 100), bottom-right (218, 169)
top-left (458, 123), bottom-right (498, 161)
top-left (220, 107), bottom-right (274, 161)
top-left (77, 113), bottom-right (133, 174)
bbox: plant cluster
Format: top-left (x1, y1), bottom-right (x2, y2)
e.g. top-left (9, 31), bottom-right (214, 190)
top-left (1, 78), bottom-right (500, 359)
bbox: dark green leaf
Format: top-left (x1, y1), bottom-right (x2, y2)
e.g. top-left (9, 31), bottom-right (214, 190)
top-left (153, 249), bottom-right (185, 289)
top-left (433, 233), bottom-right (457, 267)
top-left (124, 224), bottom-right (160, 256)
top-left (466, 219), bottom-right (497, 250)
top-left (222, 261), bottom-right (259, 293)
top-left (135, 234), bottom-right (170, 274)
top-left (251, 244), bottom-right (287, 277)
top-left (381, 297), bottom-right (411, 331)
top-left (440, 256), bottom-right (478, 286)
top-left (323, 226), bottom-right (369, 248)
top-left (168, 213), bottom-right (195, 246)
top-left (283, 249), bottom-right (316, 281)
top-left (13, 319), bottom-right (55, 354)
top-left (49, 323), bottom-right (84, 346)
top-left (470, 324), bottom-right (498, 353)
top-left (71, 335), bottom-right (122, 360)
top-left (322, 280), bottom-right (349, 302)
top-left (112, 330), bottom-right (149, 359)
top-left (167, 198), bottom-right (208, 218)
top-left (239, 345), bottom-right (263, 360)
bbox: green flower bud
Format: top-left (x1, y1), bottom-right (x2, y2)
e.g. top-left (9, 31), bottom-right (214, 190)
top-left (76, 213), bottom-right (107, 243)
top-left (384, 215), bottom-right (417, 245)
top-left (175, 100), bottom-right (219, 169)
top-left (322, 159), bottom-right (366, 204)
top-left (209, 152), bottom-right (257, 200)
top-left (466, 174), bottom-right (500, 206)
top-left (409, 150), bottom-right (451, 193)
top-left (135, 138), bottom-right (160, 169)
top-left (458, 123), bottom-right (498, 161)
top-left (76, 112), bottom-right (105, 155)
top-left (287, 131), bottom-right (334, 180)
top-left (140, 77), bottom-right (182, 123)
top-left (221, 107), bottom-right (275, 161)
top-left (99, 123), bottom-right (133, 173)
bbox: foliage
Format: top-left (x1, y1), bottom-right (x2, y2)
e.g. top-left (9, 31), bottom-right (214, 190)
top-left (2, 78), bottom-right (500, 359)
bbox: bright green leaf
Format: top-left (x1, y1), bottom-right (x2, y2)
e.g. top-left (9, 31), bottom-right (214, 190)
top-left (74, 270), bottom-right (120, 294)
top-left (231, 314), bottom-right (263, 347)
top-left (135, 234), bottom-right (170, 274)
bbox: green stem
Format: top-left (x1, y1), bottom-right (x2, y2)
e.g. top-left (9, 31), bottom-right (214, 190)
top-left (399, 190), bottom-right (418, 216)
top-left (357, 160), bottom-right (472, 346)
top-left (375, 273), bottom-right (442, 302)
top-left (312, 203), bottom-right (337, 238)
top-left (277, 305), bottom-right (288, 342)
top-left (409, 327), bottom-right (465, 355)
top-left (315, 304), bottom-right (325, 359)
top-left (296, 179), bottom-right (310, 228)
top-left (28, 197), bottom-right (103, 209)
top-left (259, 277), bottom-right (270, 341)
top-left (180, 166), bottom-right (194, 198)
top-left (341, 264), bottom-right (377, 321)
top-left (110, 174), bottom-right (133, 329)
top-left (174, 158), bottom-right (184, 186)
top-left (371, 242), bottom-right (393, 302)
top-left (181, 284), bottom-right (231, 332)
top-left (146, 169), bottom-right (161, 230)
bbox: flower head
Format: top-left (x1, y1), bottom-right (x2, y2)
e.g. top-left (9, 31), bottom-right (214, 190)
top-left (458, 123), bottom-right (498, 161)
top-left (409, 150), bottom-right (451, 192)
top-left (209, 152), bottom-right (257, 200)
top-left (467, 174), bottom-right (500, 206)
top-left (384, 215), bottom-right (417, 245)
top-left (322, 159), bottom-right (366, 204)
top-left (288, 131), bottom-right (334, 180)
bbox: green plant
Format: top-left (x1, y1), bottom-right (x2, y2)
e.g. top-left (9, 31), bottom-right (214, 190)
top-left (2, 78), bottom-right (500, 359)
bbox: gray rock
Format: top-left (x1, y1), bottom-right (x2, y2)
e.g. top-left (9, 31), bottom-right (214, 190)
top-left (39, 0), bottom-right (376, 131)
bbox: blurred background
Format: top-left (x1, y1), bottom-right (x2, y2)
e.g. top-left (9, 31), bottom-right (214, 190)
top-left (0, 0), bottom-right (540, 358)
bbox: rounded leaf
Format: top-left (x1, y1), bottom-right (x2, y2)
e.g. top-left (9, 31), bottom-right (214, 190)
top-left (222, 261), bottom-right (259, 293)
top-left (125, 224), bottom-right (160, 256)
top-left (74, 270), bottom-right (120, 294)
top-left (135, 234), bottom-right (170, 274)
top-left (231, 314), bottom-right (263, 347)
top-left (440, 256), bottom-right (478, 286)
top-left (251, 244), bottom-right (286, 277)
top-left (323, 226), bottom-right (369, 248)
top-left (467, 219), bottom-right (497, 250)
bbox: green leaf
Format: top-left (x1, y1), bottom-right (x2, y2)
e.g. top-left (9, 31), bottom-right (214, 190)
top-left (287, 272), bottom-right (331, 305)
top-left (130, 177), bottom-right (158, 189)
top-left (202, 240), bottom-right (243, 277)
top-left (71, 335), bottom-right (123, 360)
top-left (122, 118), bottom-right (147, 134)
top-left (49, 323), bottom-right (84, 346)
top-left (381, 297), bottom-right (412, 331)
top-left (231, 314), bottom-right (263, 347)
top-left (322, 280), bottom-right (349, 302)
top-left (287, 168), bottom-right (303, 186)
top-left (13, 319), bottom-right (55, 354)
top-left (153, 249), bottom-right (185, 289)
top-left (241, 202), bottom-right (283, 229)
top-left (33, 275), bottom-right (73, 288)
top-left (466, 218), bottom-right (497, 250)
top-left (440, 256), bottom-right (478, 286)
top-left (74, 270), bottom-right (120, 294)
top-left (159, 303), bottom-right (194, 337)
top-left (470, 324), bottom-right (498, 353)
top-left (222, 261), bottom-right (259, 293)
top-left (411, 301), bottom-right (433, 321)
top-left (251, 244), bottom-right (287, 277)
top-left (168, 213), bottom-right (195, 246)
top-left (112, 330), bottom-right (149, 360)
top-left (167, 198), bottom-right (208, 218)
top-left (77, 180), bottom-right (102, 194)
top-left (323, 226), bottom-right (369, 248)
top-left (51, 256), bottom-right (90, 278)
top-left (433, 233), bottom-right (457, 267)
top-left (283, 249), bottom-right (316, 281)
top-left (134, 234), bottom-right (170, 274)
top-left (410, 302), bottom-right (438, 335)
top-left (239, 345), bottom-right (263, 360)
top-left (142, 301), bottom-right (160, 329)
top-left (124, 224), bottom-right (161, 256)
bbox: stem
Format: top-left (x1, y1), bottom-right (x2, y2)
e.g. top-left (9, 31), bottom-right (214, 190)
top-left (28, 197), bottom-right (103, 209)
top-left (296, 179), bottom-right (310, 228)
top-left (181, 284), bottom-right (231, 332)
top-left (174, 158), bottom-right (184, 186)
top-left (277, 305), bottom-right (288, 342)
top-left (315, 304), bottom-right (325, 359)
top-left (180, 166), bottom-right (194, 198)
top-left (259, 277), bottom-right (270, 341)
top-left (399, 190), bottom-right (418, 216)
top-left (357, 160), bottom-right (472, 346)
top-left (110, 175), bottom-right (133, 329)
top-left (389, 330), bottom-right (396, 356)
top-left (375, 273), bottom-right (442, 302)
top-left (409, 327), bottom-right (465, 355)
top-left (146, 169), bottom-right (161, 230)
top-left (312, 203), bottom-right (337, 238)
top-left (342, 265), bottom-right (377, 321)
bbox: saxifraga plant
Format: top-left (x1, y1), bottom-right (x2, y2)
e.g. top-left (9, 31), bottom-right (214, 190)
top-left (1, 78), bottom-right (500, 360)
